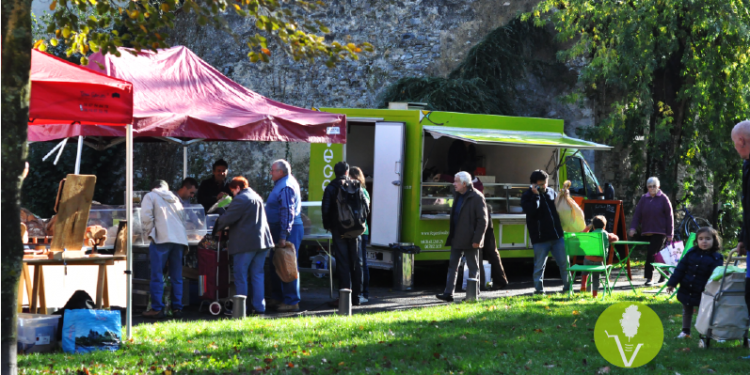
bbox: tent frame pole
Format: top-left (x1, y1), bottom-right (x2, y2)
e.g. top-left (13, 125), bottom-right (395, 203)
top-left (125, 124), bottom-right (133, 339)
top-left (74, 136), bottom-right (84, 174)
top-left (183, 145), bottom-right (187, 180)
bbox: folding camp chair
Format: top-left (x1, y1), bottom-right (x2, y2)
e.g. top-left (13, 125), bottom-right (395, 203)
top-left (609, 240), bottom-right (649, 294)
top-left (651, 232), bottom-right (697, 297)
top-left (564, 232), bottom-right (613, 299)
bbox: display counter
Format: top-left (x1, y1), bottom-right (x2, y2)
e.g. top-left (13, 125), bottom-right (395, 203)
top-left (420, 182), bottom-right (528, 218)
top-left (86, 204), bottom-right (207, 248)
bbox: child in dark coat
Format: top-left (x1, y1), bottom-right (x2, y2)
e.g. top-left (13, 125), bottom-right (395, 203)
top-left (666, 227), bottom-right (724, 338)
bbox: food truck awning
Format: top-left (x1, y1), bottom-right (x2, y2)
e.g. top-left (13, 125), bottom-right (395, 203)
top-left (423, 126), bottom-right (612, 150)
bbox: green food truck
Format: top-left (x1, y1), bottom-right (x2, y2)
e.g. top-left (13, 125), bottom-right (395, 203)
top-left (308, 105), bottom-right (611, 272)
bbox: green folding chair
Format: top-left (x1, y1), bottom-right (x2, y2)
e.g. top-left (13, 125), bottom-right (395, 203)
top-left (564, 232), bottom-right (613, 299)
top-left (609, 240), bottom-right (649, 294)
top-left (651, 232), bottom-right (697, 297)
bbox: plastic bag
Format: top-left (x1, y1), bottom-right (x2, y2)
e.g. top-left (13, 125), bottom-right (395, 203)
top-left (61, 309), bottom-right (121, 353)
top-left (709, 265), bottom-right (747, 281)
top-left (654, 241), bottom-right (684, 266)
top-left (462, 261), bottom-right (492, 290)
top-left (555, 181), bottom-right (586, 232)
top-left (273, 242), bottom-right (299, 283)
top-left (207, 196), bottom-right (233, 215)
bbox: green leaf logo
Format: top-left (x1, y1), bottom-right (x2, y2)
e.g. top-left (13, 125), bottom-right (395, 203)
top-left (594, 302), bottom-right (663, 368)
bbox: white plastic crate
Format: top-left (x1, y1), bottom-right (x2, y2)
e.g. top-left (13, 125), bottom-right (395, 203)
top-left (17, 314), bottom-right (61, 354)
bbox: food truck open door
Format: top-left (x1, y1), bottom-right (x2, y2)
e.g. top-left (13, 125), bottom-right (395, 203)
top-left (370, 122), bottom-right (405, 247)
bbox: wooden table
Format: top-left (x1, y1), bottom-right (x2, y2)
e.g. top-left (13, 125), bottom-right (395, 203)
top-left (18, 255), bottom-right (126, 314)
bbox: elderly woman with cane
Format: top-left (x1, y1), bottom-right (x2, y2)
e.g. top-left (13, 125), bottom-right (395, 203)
top-left (628, 176), bottom-right (674, 286)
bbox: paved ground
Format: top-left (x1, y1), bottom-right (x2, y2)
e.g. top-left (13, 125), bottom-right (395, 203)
top-left (128, 260), bottom-right (662, 325)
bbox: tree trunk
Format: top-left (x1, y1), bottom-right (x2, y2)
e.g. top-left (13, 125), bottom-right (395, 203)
top-left (1, 1), bottom-right (32, 374)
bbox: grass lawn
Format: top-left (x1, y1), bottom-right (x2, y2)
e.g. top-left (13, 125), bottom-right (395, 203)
top-left (19, 293), bottom-right (749, 374)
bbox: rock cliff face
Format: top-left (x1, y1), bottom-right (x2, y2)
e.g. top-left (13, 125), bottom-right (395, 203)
top-left (155, 0), bottom-right (614, 200)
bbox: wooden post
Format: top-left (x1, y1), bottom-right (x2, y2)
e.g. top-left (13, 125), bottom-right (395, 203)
top-left (96, 264), bottom-right (106, 308)
top-left (30, 266), bottom-right (41, 313)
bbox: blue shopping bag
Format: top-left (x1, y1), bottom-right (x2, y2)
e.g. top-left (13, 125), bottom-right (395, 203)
top-left (61, 309), bottom-right (121, 353)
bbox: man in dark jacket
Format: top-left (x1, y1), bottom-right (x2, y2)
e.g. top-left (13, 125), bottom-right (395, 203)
top-left (216, 176), bottom-right (275, 314)
top-left (521, 169), bottom-right (568, 294)
top-left (197, 159), bottom-right (232, 212)
top-left (731, 120), bottom-right (750, 327)
top-left (322, 161), bottom-right (362, 306)
top-left (436, 171), bottom-right (489, 302)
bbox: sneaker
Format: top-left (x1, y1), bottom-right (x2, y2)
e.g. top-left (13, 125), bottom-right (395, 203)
top-left (644, 280), bottom-right (653, 287)
top-left (276, 303), bottom-right (300, 312)
top-left (142, 309), bottom-right (164, 319)
top-left (172, 309), bottom-right (183, 319)
top-left (359, 296), bottom-right (369, 304)
top-left (435, 293), bottom-right (454, 302)
top-left (676, 332), bottom-right (690, 339)
top-left (266, 299), bottom-right (282, 309)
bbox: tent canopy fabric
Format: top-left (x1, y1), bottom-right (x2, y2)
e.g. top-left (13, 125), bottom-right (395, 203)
top-left (28, 49), bottom-right (134, 126)
top-left (28, 46), bottom-right (346, 144)
top-left (423, 126), bottom-right (613, 150)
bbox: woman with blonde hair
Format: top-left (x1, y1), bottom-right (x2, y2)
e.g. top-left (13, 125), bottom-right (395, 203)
top-left (349, 167), bottom-right (371, 304)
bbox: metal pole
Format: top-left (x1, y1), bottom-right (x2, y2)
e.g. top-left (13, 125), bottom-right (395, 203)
top-left (74, 136), bottom-right (83, 174)
top-left (183, 145), bottom-right (188, 180)
top-left (125, 124), bottom-right (133, 339)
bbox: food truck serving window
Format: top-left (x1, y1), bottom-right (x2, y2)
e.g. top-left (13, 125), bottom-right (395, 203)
top-left (420, 127), bottom-right (610, 219)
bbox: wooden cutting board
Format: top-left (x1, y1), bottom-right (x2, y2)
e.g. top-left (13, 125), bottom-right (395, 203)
top-left (50, 174), bottom-right (97, 252)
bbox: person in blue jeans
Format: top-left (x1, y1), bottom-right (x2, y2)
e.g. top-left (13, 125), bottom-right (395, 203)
top-left (140, 180), bottom-right (189, 319)
top-left (265, 160), bottom-right (305, 312)
top-left (521, 170), bottom-right (569, 294)
top-left (217, 176), bottom-right (275, 314)
top-left (350, 167), bottom-right (371, 303)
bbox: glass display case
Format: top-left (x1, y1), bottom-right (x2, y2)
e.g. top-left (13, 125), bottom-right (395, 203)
top-left (86, 205), bottom-right (148, 247)
top-left (86, 204), bottom-right (207, 247)
top-left (206, 214), bottom-right (219, 233)
top-left (184, 204), bottom-right (207, 244)
top-left (419, 182), bottom-right (529, 218)
top-left (420, 183), bottom-right (454, 216)
top-left (301, 201), bottom-right (327, 237)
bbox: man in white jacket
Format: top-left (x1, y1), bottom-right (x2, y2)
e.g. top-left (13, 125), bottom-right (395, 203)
top-left (141, 180), bottom-right (189, 319)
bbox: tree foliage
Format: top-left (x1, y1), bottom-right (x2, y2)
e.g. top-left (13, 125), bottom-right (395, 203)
top-left (524, 0), bottom-right (750, 223)
top-left (34, 0), bottom-right (373, 66)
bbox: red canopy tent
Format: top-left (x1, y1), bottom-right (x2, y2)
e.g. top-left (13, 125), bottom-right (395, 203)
top-left (28, 46), bottom-right (346, 144)
top-left (29, 49), bottom-right (133, 126)
top-left (27, 49), bottom-right (138, 339)
top-left (27, 47), bottom-right (347, 338)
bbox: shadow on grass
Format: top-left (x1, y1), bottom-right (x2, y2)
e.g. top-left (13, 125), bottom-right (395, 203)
top-left (18, 295), bottom-right (749, 375)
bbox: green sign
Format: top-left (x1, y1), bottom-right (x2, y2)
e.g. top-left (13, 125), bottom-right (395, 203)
top-left (594, 302), bottom-right (664, 368)
top-left (308, 142), bottom-right (343, 201)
